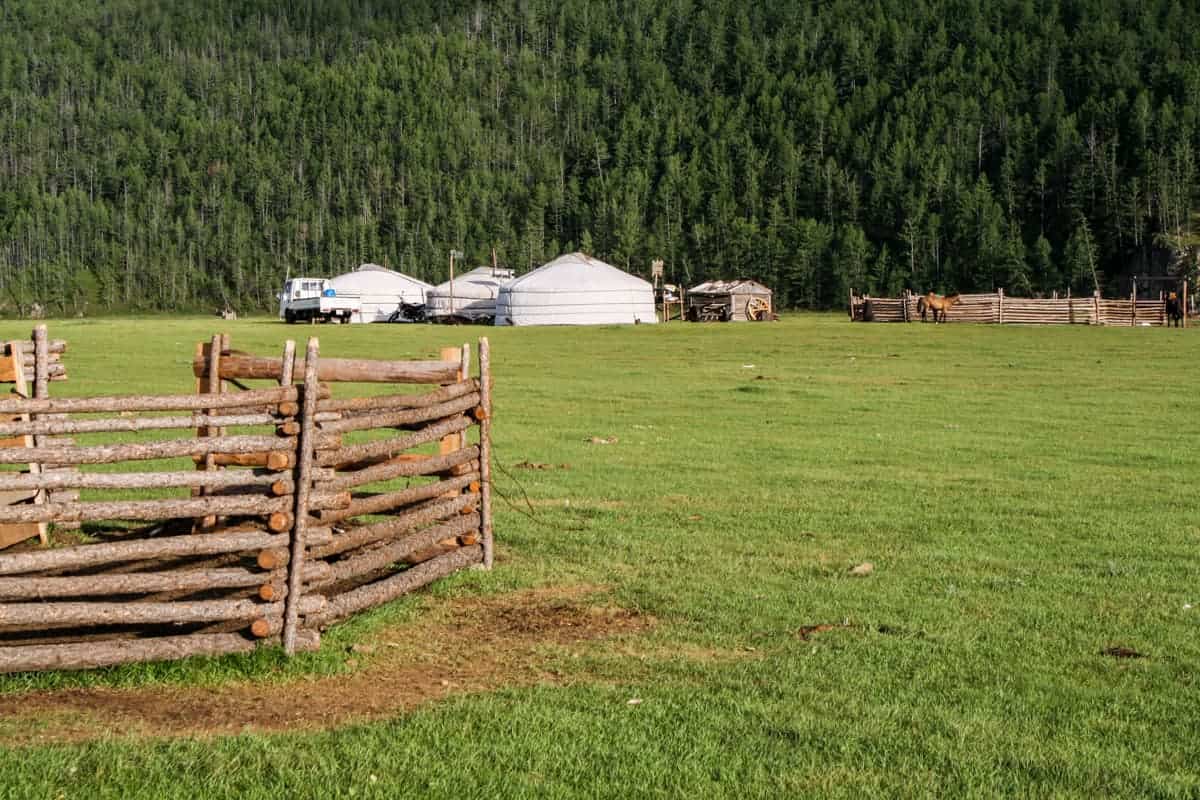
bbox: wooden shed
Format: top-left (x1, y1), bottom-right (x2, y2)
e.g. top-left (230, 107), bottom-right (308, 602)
top-left (686, 280), bottom-right (774, 321)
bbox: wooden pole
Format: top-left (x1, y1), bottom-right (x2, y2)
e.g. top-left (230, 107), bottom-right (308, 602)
top-left (997, 288), bottom-right (1004, 325)
top-left (313, 471), bottom-right (478, 525)
top-left (0, 385), bottom-right (305, 417)
top-left (317, 446), bottom-right (478, 492)
top-left (283, 337), bottom-right (320, 654)
top-left (193, 354), bottom-right (460, 385)
top-left (0, 568), bottom-right (293, 601)
top-left (317, 380), bottom-right (477, 414)
top-left (318, 414), bottom-right (471, 469)
top-left (307, 546), bottom-right (481, 629)
top-left (0, 527), bottom-right (280, 576)
top-left (315, 393), bottom-right (480, 435)
top-left (479, 337), bottom-right (493, 569)
top-left (1184, 280), bottom-right (1189, 329)
top-left (0, 468), bottom-right (290, 493)
top-left (0, 631), bottom-right (318, 674)
top-left (5, 340), bottom-right (48, 545)
top-left (0, 435), bottom-right (295, 466)
top-left (309, 490), bottom-right (479, 560)
top-left (308, 514), bottom-right (479, 590)
top-left (0, 493), bottom-right (293, 525)
top-left (1093, 290), bottom-right (1101, 325)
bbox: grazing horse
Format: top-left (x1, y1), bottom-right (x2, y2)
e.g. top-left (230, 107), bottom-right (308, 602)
top-left (1166, 291), bottom-right (1183, 327)
top-left (917, 292), bottom-right (961, 323)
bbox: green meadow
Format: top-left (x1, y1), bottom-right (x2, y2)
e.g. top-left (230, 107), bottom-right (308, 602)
top-left (0, 314), bottom-right (1197, 798)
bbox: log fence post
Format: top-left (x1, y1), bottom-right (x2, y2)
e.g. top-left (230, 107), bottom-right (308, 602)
top-left (283, 337), bottom-right (320, 654)
top-left (479, 338), bottom-right (493, 569)
top-left (997, 288), bottom-right (1004, 325)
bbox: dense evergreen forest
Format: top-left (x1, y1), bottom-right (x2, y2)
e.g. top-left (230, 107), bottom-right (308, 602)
top-left (1, 0), bottom-right (1198, 314)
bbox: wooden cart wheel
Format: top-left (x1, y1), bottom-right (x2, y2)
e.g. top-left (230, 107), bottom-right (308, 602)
top-left (745, 296), bottom-right (770, 321)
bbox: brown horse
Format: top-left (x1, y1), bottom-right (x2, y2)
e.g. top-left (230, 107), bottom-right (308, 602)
top-left (917, 292), bottom-right (961, 323)
top-left (1166, 292), bottom-right (1183, 327)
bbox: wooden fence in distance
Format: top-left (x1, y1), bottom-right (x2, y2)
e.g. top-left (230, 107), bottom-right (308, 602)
top-left (0, 334), bottom-right (493, 673)
top-left (850, 289), bottom-right (1181, 327)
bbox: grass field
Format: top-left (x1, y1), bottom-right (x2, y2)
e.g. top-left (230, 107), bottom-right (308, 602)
top-left (0, 314), bottom-right (1197, 798)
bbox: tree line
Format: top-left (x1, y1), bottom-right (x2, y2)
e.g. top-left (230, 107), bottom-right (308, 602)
top-left (0, 0), bottom-right (1197, 314)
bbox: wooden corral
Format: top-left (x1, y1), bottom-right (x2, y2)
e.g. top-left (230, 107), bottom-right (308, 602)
top-left (850, 288), bottom-right (1182, 326)
top-left (686, 280), bottom-right (774, 322)
top-left (0, 334), bottom-right (494, 673)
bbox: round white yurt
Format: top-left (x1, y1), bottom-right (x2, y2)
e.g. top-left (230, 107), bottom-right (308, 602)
top-left (494, 253), bottom-right (657, 326)
top-left (329, 264), bottom-right (432, 323)
top-left (426, 267), bottom-right (516, 323)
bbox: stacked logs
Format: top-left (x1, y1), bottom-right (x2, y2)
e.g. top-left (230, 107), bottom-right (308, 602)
top-left (851, 290), bottom-right (1172, 326)
top-left (0, 335), bottom-right (493, 673)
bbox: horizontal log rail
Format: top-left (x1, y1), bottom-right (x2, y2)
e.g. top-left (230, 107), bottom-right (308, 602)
top-left (0, 385), bottom-right (310, 416)
top-left (317, 393), bottom-right (481, 434)
top-left (308, 546), bottom-right (482, 629)
top-left (317, 379), bottom-right (478, 414)
top-left (0, 594), bottom-right (326, 628)
top-left (309, 514), bottom-right (480, 591)
top-left (0, 563), bottom-right (331, 600)
top-left (0, 495), bottom-right (293, 525)
top-left (317, 415), bottom-right (472, 467)
top-left (0, 434), bottom-right (296, 465)
top-left (194, 354), bottom-right (461, 384)
top-left (310, 490), bottom-right (480, 560)
top-left (0, 412), bottom-right (282, 437)
top-left (0, 527), bottom-right (280, 576)
top-left (314, 472), bottom-right (479, 525)
top-left (0, 469), bottom-right (290, 493)
top-left (317, 446), bottom-right (479, 492)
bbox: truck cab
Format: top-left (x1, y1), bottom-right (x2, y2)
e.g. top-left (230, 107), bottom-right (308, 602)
top-left (278, 278), bottom-right (361, 323)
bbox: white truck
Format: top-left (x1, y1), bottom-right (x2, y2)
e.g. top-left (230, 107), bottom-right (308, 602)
top-left (277, 278), bottom-right (361, 324)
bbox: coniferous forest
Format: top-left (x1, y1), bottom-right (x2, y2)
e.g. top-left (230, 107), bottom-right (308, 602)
top-left (0, 0), bottom-right (1198, 314)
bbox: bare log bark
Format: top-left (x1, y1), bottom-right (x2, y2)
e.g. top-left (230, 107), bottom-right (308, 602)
top-left (314, 472), bottom-right (478, 525)
top-left (310, 514), bottom-right (480, 590)
top-left (194, 354), bottom-right (461, 385)
top-left (0, 630), bottom-right (320, 674)
top-left (0, 435), bottom-right (295, 465)
top-left (318, 380), bottom-right (479, 414)
top-left (308, 546), bottom-right (481, 628)
top-left (310, 491), bottom-right (479, 560)
top-left (283, 338), bottom-right (320, 654)
top-left (316, 415), bottom-right (471, 468)
top-left (0, 528), bottom-right (280, 576)
top-left (0, 386), bottom-right (308, 416)
top-left (0, 594), bottom-right (324, 627)
top-left (0, 494), bottom-right (292, 525)
top-left (0, 567), bottom-right (286, 600)
top-left (479, 337), bottom-right (494, 569)
top-left (318, 446), bottom-right (479, 492)
top-left (0, 469), bottom-right (290, 493)
top-left (0, 412), bottom-right (280, 437)
top-left (317, 394), bottom-right (480, 434)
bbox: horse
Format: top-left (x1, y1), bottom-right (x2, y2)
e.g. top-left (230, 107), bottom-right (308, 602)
top-left (1166, 291), bottom-right (1183, 327)
top-left (917, 292), bottom-right (961, 323)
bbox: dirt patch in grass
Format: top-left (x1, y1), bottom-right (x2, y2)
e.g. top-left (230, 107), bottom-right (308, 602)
top-left (0, 585), bottom-right (650, 745)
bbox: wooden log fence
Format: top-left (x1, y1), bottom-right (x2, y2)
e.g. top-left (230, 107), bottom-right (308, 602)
top-left (850, 289), bottom-right (1175, 326)
top-left (0, 332), bottom-right (494, 673)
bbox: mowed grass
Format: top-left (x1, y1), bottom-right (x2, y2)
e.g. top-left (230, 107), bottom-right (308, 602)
top-left (0, 314), bottom-right (1198, 798)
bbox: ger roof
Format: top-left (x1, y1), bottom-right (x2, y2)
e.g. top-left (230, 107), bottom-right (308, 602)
top-left (688, 279), bottom-right (772, 295)
top-left (505, 252), bottom-right (651, 292)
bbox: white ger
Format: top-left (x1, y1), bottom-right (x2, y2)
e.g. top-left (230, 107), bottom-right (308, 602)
top-left (426, 266), bottom-right (516, 323)
top-left (494, 252), bottom-right (657, 326)
top-left (278, 264), bottom-right (432, 323)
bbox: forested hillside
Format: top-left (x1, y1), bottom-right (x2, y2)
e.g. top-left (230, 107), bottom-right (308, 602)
top-left (1, 0), bottom-right (1197, 313)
